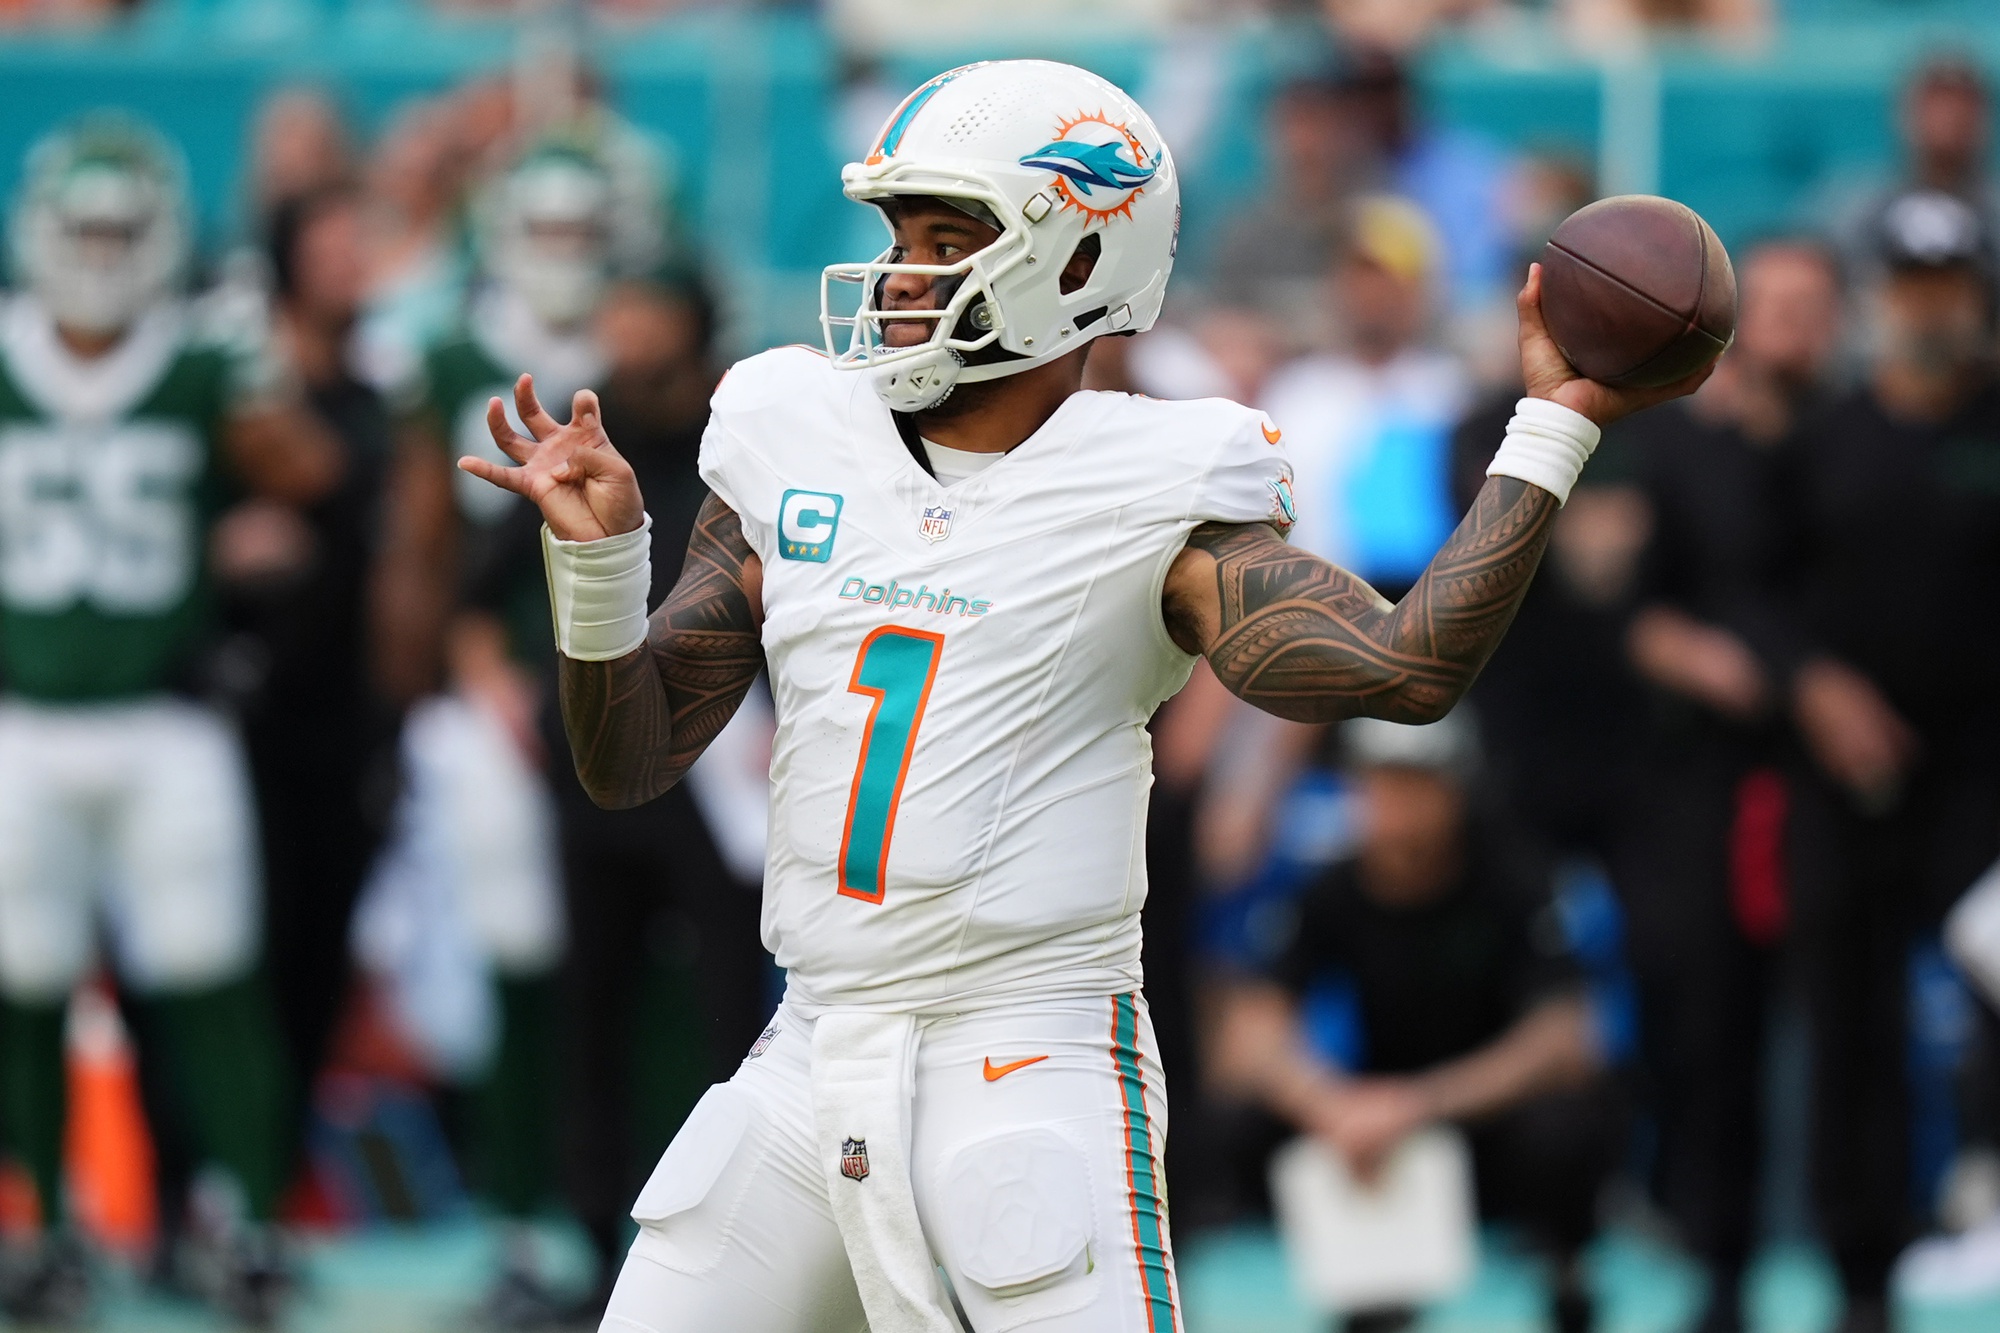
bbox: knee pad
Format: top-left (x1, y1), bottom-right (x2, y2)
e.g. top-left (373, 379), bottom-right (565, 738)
top-left (937, 1127), bottom-right (1096, 1305)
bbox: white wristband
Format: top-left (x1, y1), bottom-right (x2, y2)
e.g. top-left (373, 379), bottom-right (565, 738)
top-left (1485, 397), bottom-right (1603, 506)
top-left (542, 516), bottom-right (653, 661)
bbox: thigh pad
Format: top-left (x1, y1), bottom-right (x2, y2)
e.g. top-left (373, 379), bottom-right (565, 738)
top-left (937, 1126), bottom-right (1096, 1309)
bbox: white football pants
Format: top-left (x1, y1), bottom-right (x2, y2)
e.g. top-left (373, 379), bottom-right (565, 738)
top-left (602, 991), bottom-right (1182, 1333)
top-left (0, 696), bottom-right (260, 1001)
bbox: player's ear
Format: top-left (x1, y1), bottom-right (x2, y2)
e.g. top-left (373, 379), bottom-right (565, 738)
top-left (1059, 234), bottom-right (1102, 295)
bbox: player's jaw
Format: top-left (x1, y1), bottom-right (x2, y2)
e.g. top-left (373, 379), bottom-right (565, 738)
top-left (876, 197), bottom-right (1000, 349)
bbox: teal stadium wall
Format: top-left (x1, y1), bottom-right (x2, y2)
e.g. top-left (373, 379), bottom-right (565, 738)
top-left (0, 5), bottom-right (1994, 351)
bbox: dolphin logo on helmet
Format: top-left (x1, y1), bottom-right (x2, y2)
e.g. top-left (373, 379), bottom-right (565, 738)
top-left (1018, 138), bottom-right (1157, 197)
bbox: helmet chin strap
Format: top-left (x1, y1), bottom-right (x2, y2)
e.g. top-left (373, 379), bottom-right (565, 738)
top-left (870, 348), bottom-right (963, 412)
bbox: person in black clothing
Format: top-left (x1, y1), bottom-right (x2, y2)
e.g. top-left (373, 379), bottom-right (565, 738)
top-left (1607, 238), bottom-right (1846, 1333)
top-left (1773, 191), bottom-right (2000, 1333)
top-left (502, 277), bottom-right (770, 1311)
top-left (1215, 714), bottom-right (1615, 1333)
top-left (1448, 391), bottom-right (1648, 865)
top-left (450, 276), bottom-right (771, 1317)
top-left (225, 183), bottom-right (396, 1140)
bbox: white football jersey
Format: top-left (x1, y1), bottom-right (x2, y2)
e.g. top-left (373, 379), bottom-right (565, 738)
top-left (699, 348), bottom-right (1294, 1011)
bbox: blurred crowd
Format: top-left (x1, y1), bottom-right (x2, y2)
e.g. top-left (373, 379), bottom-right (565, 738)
top-left (1090, 46), bottom-right (2000, 1333)
top-left (0, 0), bottom-right (1781, 53)
top-left (0, 19), bottom-right (1993, 1333)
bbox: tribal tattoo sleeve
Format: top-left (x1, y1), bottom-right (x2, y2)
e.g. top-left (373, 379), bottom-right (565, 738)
top-left (1166, 476), bottom-right (1560, 724)
top-left (558, 491), bottom-right (766, 809)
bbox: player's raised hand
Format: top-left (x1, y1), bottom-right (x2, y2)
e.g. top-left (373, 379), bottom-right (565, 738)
top-left (458, 375), bottom-right (644, 542)
top-left (1516, 264), bottom-right (1716, 427)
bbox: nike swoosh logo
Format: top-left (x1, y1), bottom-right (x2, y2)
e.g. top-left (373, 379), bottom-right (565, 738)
top-left (983, 1055), bottom-right (1049, 1082)
top-left (1261, 423), bottom-right (1282, 445)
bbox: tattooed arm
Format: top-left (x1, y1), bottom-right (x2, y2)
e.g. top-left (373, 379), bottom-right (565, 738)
top-left (1162, 479), bottom-right (1558, 723)
top-left (1162, 265), bottom-right (1714, 724)
top-left (559, 494), bottom-right (764, 808)
top-left (456, 375), bottom-right (765, 809)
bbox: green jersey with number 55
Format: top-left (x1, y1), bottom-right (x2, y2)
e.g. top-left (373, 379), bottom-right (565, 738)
top-left (0, 298), bottom-right (230, 702)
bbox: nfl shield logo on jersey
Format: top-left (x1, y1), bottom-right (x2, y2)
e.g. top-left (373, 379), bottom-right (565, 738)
top-left (840, 1137), bottom-right (870, 1182)
top-left (918, 504), bottom-right (954, 544)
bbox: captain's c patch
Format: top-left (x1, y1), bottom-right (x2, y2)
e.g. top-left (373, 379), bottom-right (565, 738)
top-left (779, 490), bottom-right (843, 561)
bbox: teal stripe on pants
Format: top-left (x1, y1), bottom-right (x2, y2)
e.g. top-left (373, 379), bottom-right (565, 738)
top-left (1111, 993), bottom-right (1178, 1332)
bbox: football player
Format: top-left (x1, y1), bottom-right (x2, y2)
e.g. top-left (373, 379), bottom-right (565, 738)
top-left (0, 114), bottom-right (339, 1325)
top-left (371, 130), bottom-right (662, 1326)
top-left (464, 61), bottom-right (1707, 1333)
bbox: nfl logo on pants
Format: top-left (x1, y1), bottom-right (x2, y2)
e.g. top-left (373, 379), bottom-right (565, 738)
top-left (840, 1137), bottom-right (870, 1182)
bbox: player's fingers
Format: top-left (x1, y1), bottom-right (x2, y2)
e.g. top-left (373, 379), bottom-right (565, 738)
top-left (548, 437), bottom-right (622, 482)
top-left (457, 454), bottom-right (529, 494)
top-left (515, 373), bottom-right (562, 440)
top-left (1516, 263), bottom-right (1548, 331)
top-left (485, 397), bottom-right (537, 463)
top-left (571, 389), bottom-right (606, 443)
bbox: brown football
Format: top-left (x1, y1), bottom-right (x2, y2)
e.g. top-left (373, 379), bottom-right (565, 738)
top-left (1538, 195), bottom-right (1736, 389)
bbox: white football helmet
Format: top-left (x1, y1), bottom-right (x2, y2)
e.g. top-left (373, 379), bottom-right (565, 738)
top-left (477, 135), bottom-right (665, 329)
top-left (822, 59), bottom-right (1180, 411)
top-left (10, 115), bottom-right (191, 336)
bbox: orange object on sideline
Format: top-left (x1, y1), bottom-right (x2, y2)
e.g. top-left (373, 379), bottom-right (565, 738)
top-left (0, 1158), bottom-right (40, 1238)
top-left (65, 983), bottom-right (157, 1252)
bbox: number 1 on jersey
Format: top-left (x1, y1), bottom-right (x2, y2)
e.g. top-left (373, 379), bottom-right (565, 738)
top-left (838, 626), bottom-right (944, 904)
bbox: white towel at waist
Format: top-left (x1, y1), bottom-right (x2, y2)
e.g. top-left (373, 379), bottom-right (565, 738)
top-left (809, 1009), bottom-right (961, 1333)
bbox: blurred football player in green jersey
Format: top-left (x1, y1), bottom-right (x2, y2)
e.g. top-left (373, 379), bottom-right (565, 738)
top-left (0, 115), bottom-right (340, 1327)
top-left (369, 130), bottom-right (667, 1326)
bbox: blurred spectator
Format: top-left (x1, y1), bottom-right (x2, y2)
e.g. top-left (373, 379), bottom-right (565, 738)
top-left (353, 100), bottom-right (476, 394)
top-left (827, 0), bottom-right (1196, 55)
top-left (1609, 238), bottom-right (1845, 1333)
top-left (1562, 0), bottom-right (1770, 49)
top-left (0, 0), bottom-right (124, 28)
top-left (1770, 189), bottom-right (2000, 1333)
top-left (1833, 57), bottom-right (2000, 297)
top-left (1213, 714), bottom-right (1615, 1333)
top-left (1456, 152), bottom-right (1596, 388)
top-left (1210, 72), bottom-right (1377, 336)
top-left (1502, 155), bottom-right (1596, 265)
top-left (1264, 194), bottom-right (1467, 595)
top-left (1446, 417), bottom-right (1648, 869)
top-left (199, 89), bottom-right (364, 363)
top-left (1214, 52), bottom-right (1515, 328)
top-left (1363, 49), bottom-right (1514, 316)
top-left (546, 276), bottom-right (772, 1316)
top-left (1318, 0), bottom-right (1498, 55)
top-left (248, 90), bottom-right (357, 221)
top-left (1138, 306), bottom-right (1292, 403)
top-left (226, 184), bottom-right (398, 1172)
